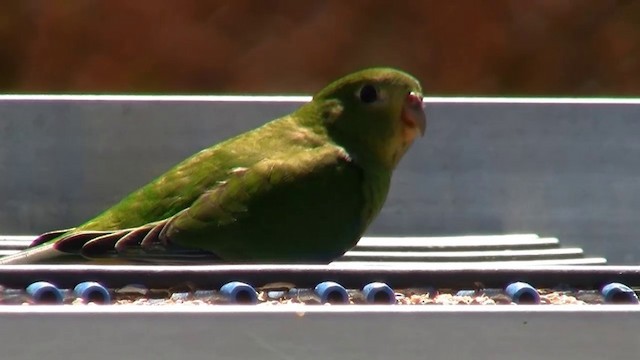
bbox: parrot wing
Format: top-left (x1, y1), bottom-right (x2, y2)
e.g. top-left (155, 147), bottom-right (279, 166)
top-left (12, 144), bottom-right (364, 264)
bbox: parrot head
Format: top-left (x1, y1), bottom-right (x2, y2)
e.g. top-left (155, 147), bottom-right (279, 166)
top-left (309, 67), bottom-right (426, 169)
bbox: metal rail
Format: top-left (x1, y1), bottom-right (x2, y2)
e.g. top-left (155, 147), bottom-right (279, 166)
top-left (0, 264), bottom-right (636, 289)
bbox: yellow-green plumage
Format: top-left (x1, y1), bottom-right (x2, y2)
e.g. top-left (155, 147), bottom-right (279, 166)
top-left (1, 67), bottom-right (426, 264)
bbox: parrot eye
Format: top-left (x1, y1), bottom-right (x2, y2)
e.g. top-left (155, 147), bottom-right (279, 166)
top-left (358, 84), bottom-right (379, 104)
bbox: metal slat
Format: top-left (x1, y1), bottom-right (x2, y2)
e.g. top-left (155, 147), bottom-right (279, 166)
top-left (340, 248), bottom-right (585, 262)
top-left (0, 241), bottom-right (34, 250)
top-left (355, 234), bottom-right (559, 250)
top-left (0, 250), bottom-right (21, 256)
top-left (0, 237), bottom-right (33, 253)
top-left (335, 258), bottom-right (608, 266)
top-left (354, 240), bottom-right (562, 251)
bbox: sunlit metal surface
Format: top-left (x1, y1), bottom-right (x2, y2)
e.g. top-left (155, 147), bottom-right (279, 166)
top-left (0, 306), bottom-right (638, 360)
top-left (0, 96), bottom-right (638, 359)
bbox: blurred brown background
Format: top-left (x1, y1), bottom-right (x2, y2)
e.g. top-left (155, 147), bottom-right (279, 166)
top-left (1, 0), bottom-right (638, 95)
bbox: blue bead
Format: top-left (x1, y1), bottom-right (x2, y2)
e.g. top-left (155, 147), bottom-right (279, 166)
top-left (505, 282), bottom-right (540, 304)
top-left (26, 281), bottom-right (63, 304)
top-left (601, 283), bottom-right (639, 304)
top-left (220, 281), bottom-right (258, 304)
top-left (73, 282), bottom-right (111, 304)
top-left (362, 282), bottom-right (395, 304)
top-left (314, 281), bottom-right (348, 304)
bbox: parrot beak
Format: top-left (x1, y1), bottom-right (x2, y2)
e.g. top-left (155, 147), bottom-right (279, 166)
top-left (401, 91), bottom-right (426, 137)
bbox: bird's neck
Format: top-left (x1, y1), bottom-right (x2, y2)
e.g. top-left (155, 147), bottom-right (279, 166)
top-left (294, 100), bottom-right (396, 170)
top-left (359, 164), bottom-right (392, 229)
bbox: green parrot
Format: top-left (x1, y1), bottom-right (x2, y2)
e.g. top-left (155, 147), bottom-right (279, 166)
top-left (1, 67), bottom-right (426, 265)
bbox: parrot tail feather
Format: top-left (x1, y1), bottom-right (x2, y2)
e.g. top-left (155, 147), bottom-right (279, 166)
top-left (81, 230), bottom-right (131, 256)
top-left (113, 224), bottom-right (156, 253)
top-left (140, 220), bottom-right (170, 250)
top-left (30, 228), bottom-right (76, 247)
top-left (54, 231), bottom-right (115, 253)
top-left (31, 220), bottom-right (221, 263)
